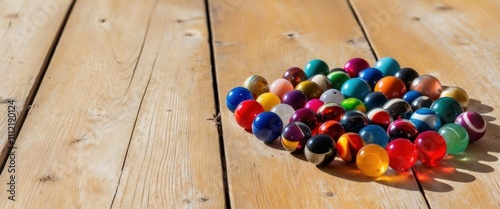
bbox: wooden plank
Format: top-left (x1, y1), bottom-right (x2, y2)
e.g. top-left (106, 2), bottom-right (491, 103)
top-left (0, 0), bottom-right (223, 208)
top-left (210, 0), bottom-right (428, 208)
top-left (0, 0), bottom-right (74, 168)
top-left (351, 0), bottom-right (500, 208)
top-left (111, 0), bottom-right (225, 208)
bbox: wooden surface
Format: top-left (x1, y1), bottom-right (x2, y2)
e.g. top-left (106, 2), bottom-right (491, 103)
top-left (0, 0), bottom-right (498, 208)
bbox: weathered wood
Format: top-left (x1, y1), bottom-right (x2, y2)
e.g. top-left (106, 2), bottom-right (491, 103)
top-left (211, 0), bottom-right (428, 208)
top-left (0, 0), bottom-right (74, 169)
top-left (351, 0), bottom-right (500, 208)
top-left (0, 0), bottom-right (224, 208)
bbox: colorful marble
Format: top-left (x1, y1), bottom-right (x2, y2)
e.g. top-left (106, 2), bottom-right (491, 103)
top-left (337, 133), bottom-right (365, 163)
top-left (455, 111), bottom-right (487, 142)
top-left (320, 89), bottom-right (345, 104)
top-left (234, 100), bottom-right (265, 131)
top-left (374, 57), bottom-right (400, 76)
top-left (359, 124), bottom-right (390, 148)
top-left (304, 99), bottom-right (324, 112)
top-left (243, 75), bottom-right (269, 99)
top-left (309, 74), bottom-right (332, 91)
top-left (269, 78), bottom-right (294, 99)
top-left (387, 119), bottom-right (419, 142)
top-left (402, 90), bottom-right (422, 104)
top-left (283, 67), bottom-right (307, 87)
top-left (414, 131), bottom-right (447, 166)
top-left (290, 108), bottom-right (320, 135)
top-left (341, 78), bottom-right (372, 101)
top-left (270, 103), bottom-right (295, 126)
top-left (304, 59), bottom-right (329, 79)
top-left (256, 92), bottom-right (281, 111)
top-left (410, 75), bottom-right (443, 100)
top-left (367, 107), bottom-right (393, 129)
top-left (383, 98), bottom-right (413, 119)
top-left (282, 90), bottom-right (308, 110)
top-left (317, 120), bottom-right (346, 142)
top-left (226, 86), bottom-right (253, 112)
top-left (356, 144), bottom-right (390, 177)
top-left (358, 68), bottom-right (384, 89)
top-left (363, 92), bottom-right (388, 111)
top-left (439, 123), bottom-right (469, 154)
top-left (327, 71), bottom-right (350, 90)
top-left (252, 112), bottom-right (283, 143)
top-left (344, 57), bottom-right (370, 78)
top-left (340, 110), bottom-right (369, 133)
top-left (394, 67), bottom-right (419, 90)
top-left (317, 103), bottom-right (346, 122)
top-left (411, 96), bottom-right (434, 111)
top-left (430, 97), bottom-right (464, 124)
top-left (305, 134), bottom-right (336, 167)
top-left (281, 121), bottom-right (312, 153)
top-left (385, 138), bottom-right (418, 171)
top-left (374, 76), bottom-right (407, 99)
top-left (409, 108), bottom-right (442, 132)
top-left (340, 98), bottom-right (366, 113)
top-left (440, 86), bottom-right (470, 110)
top-left (295, 80), bottom-right (323, 100)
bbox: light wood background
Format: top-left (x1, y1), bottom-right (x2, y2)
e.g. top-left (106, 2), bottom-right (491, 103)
top-left (0, 0), bottom-right (498, 208)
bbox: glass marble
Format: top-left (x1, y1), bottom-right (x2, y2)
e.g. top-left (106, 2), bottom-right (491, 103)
top-left (290, 108), bottom-right (320, 135)
top-left (411, 96), bottom-right (434, 111)
top-left (409, 108), bottom-right (442, 132)
top-left (283, 67), bottom-right (307, 87)
top-left (330, 68), bottom-right (344, 73)
top-left (439, 123), bottom-right (469, 154)
top-left (320, 89), bottom-right (345, 104)
top-left (374, 57), bottom-right (400, 76)
top-left (317, 103), bottom-right (346, 122)
top-left (317, 120), bottom-right (346, 142)
top-left (344, 57), bottom-right (370, 78)
top-left (340, 98), bottom-right (366, 113)
top-left (383, 98), bottom-right (413, 119)
top-left (305, 134), bottom-right (336, 167)
top-left (455, 111), bottom-right (487, 142)
top-left (367, 107), bottom-right (393, 129)
top-left (295, 80), bottom-right (323, 100)
top-left (440, 86), bottom-right (470, 110)
top-left (385, 138), bottom-right (418, 171)
top-left (281, 121), bottom-right (312, 153)
top-left (304, 99), bottom-right (324, 112)
top-left (252, 112), bottom-right (283, 143)
top-left (341, 78), bottom-right (372, 101)
top-left (430, 97), bottom-right (464, 124)
top-left (356, 144), bottom-right (390, 177)
top-left (270, 103), bottom-right (295, 126)
top-left (234, 100), bottom-right (264, 131)
top-left (403, 90), bottom-right (422, 104)
top-left (358, 68), bottom-right (384, 89)
top-left (363, 92), bottom-right (388, 111)
top-left (327, 71), bottom-right (350, 90)
top-left (304, 59), bottom-right (329, 79)
top-left (410, 75), bottom-right (443, 100)
top-left (269, 78), bottom-right (294, 99)
top-left (340, 110), bottom-right (369, 133)
top-left (387, 119), bottom-right (419, 142)
top-left (243, 75), bottom-right (269, 99)
top-left (309, 74), bottom-right (332, 91)
top-left (337, 133), bottom-right (365, 163)
top-left (374, 76), bottom-right (407, 99)
top-left (359, 124), bottom-right (390, 148)
top-left (226, 86), bottom-right (253, 112)
top-left (394, 67), bottom-right (419, 90)
top-left (282, 90), bottom-right (308, 110)
top-left (414, 131), bottom-right (447, 166)
top-left (256, 92), bottom-right (281, 111)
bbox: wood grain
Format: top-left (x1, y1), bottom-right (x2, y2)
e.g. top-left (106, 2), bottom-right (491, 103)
top-left (0, 0), bottom-right (223, 208)
top-left (351, 0), bottom-right (500, 208)
top-left (210, 0), bottom-right (428, 208)
top-left (0, 0), bottom-right (74, 168)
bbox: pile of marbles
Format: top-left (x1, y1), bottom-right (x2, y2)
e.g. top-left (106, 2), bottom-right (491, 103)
top-left (226, 57), bottom-right (487, 177)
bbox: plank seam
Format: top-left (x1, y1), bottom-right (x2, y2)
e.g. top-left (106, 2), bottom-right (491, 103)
top-left (0, 0), bottom-right (78, 173)
top-left (346, 0), bottom-right (378, 60)
top-left (204, 0), bottom-right (232, 208)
